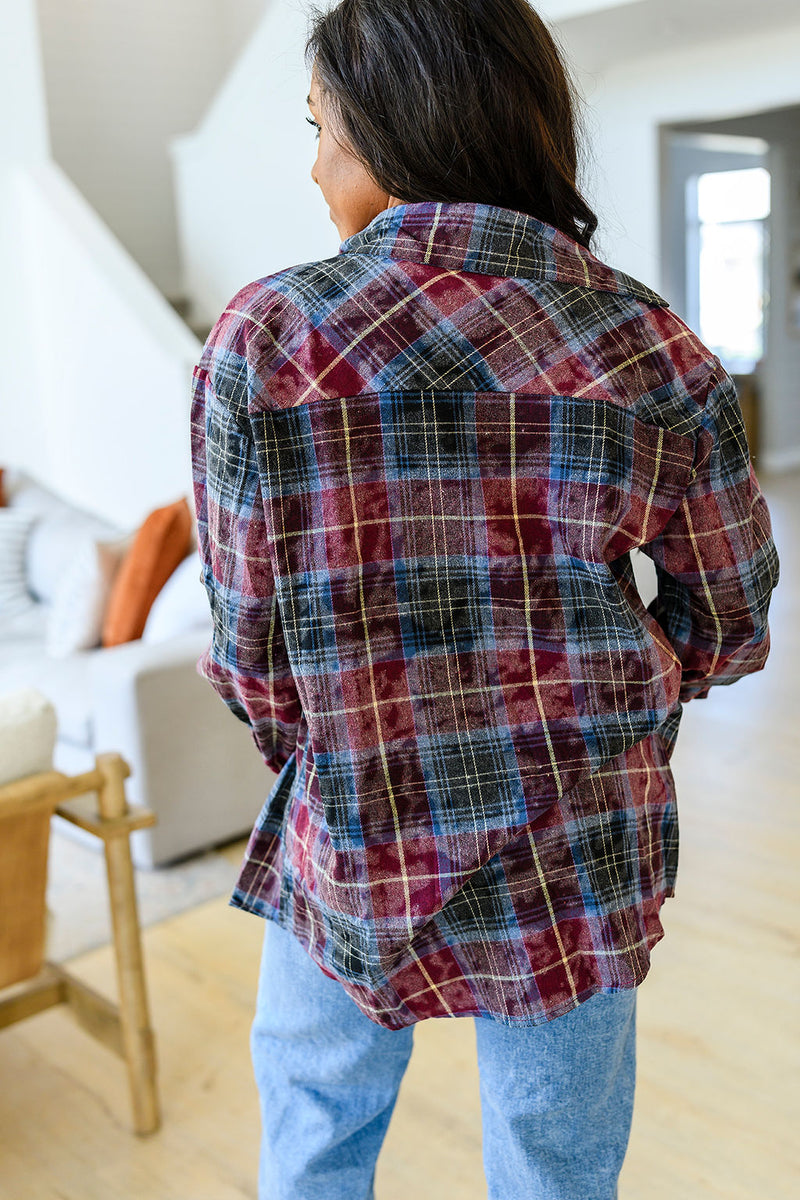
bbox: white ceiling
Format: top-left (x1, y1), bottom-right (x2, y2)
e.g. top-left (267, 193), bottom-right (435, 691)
top-left (553, 0), bottom-right (800, 73)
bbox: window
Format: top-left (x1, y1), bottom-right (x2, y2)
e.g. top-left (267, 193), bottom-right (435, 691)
top-left (686, 166), bottom-right (770, 374)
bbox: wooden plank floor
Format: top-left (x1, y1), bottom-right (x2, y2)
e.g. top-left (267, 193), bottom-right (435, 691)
top-left (1, 470), bottom-right (797, 1199)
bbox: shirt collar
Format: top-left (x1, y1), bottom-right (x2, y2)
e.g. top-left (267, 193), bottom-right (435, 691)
top-left (339, 201), bottom-right (668, 308)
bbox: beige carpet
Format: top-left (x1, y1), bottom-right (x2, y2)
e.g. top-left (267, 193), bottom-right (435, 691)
top-left (44, 823), bottom-right (246, 962)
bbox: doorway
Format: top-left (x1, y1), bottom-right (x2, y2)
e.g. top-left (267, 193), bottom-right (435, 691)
top-left (660, 104), bottom-right (800, 471)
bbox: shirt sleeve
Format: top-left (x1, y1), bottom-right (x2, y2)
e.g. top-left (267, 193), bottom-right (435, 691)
top-left (190, 359), bottom-right (303, 776)
top-left (642, 361), bottom-right (780, 703)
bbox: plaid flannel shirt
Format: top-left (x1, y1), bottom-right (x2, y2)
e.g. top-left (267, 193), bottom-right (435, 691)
top-left (190, 202), bottom-right (779, 1028)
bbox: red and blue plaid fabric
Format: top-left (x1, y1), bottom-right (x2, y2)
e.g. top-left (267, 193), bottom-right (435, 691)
top-left (190, 202), bottom-right (779, 1028)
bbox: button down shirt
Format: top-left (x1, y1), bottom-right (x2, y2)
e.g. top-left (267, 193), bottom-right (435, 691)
top-left (190, 201), bottom-right (779, 1028)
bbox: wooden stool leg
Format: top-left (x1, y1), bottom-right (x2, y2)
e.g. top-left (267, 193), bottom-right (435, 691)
top-left (95, 753), bottom-right (161, 1135)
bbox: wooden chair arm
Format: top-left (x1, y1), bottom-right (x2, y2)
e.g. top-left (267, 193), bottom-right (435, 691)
top-left (56, 796), bottom-right (157, 840)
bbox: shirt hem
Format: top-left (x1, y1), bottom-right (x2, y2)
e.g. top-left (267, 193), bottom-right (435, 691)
top-left (229, 884), bottom-right (673, 1029)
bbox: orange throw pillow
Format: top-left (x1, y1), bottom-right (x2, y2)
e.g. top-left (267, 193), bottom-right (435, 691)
top-left (102, 496), bottom-right (194, 647)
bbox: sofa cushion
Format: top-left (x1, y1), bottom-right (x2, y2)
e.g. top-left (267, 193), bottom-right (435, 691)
top-left (3, 469), bottom-right (129, 604)
top-left (102, 496), bottom-right (194, 647)
top-left (0, 638), bottom-right (95, 749)
top-left (0, 509), bottom-right (40, 627)
top-left (46, 532), bottom-right (135, 657)
top-left (1, 605), bottom-right (49, 641)
top-left (29, 515), bottom-right (128, 605)
top-left (141, 549), bottom-right (212, 645)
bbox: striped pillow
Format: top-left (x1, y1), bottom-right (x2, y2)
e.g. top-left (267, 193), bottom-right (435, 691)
top-left (0, 509), bottom-right (39, 622)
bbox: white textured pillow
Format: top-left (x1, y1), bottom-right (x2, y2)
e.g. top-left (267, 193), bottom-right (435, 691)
top-left (27, 511), bottom-right (128, 605)
top-left (141, 550), bottom-right (213, 644)
top-left (0, 509), bottom-right (39, 625)
top-left (45, 533), bottom-right (134, 658)
top-left (5, 471), bottom-right (127, 604)
top-left (0, 687), bottom-right (57, 785)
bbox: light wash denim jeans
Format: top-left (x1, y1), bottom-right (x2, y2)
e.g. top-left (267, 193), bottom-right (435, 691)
top-left (251, 920), bottom-right (637, 1200)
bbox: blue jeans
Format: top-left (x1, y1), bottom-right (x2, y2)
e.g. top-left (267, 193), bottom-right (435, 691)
top-left (251, 920), bottom-right (637, 1200)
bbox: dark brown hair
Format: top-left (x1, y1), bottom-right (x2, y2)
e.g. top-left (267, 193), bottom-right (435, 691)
top-left (306, 0), bottom-right (598, 248)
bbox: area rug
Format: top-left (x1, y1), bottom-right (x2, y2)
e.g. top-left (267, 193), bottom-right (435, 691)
top-left (44, 824), bottom-right (243, 962)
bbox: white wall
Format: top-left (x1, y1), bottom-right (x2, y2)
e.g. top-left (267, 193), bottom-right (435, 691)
top-left (571, 20), bottom-right (800, 468)
top-left (172, 2), bottom-right (800, 466)
top-left (173, 0), bottom-right (335, 329)
top-left (540, 0), bottom-right (645, 16)
top-left (762, 137), bottom-right (800, 468)
top-left (172, 0), bottom-right (653, 328)
top-left (36, 0), bottom-right (265, 299)
top-left (13, 163), bottom-right (201, 529)
top-left (0, 0), bottom-right (50, 468)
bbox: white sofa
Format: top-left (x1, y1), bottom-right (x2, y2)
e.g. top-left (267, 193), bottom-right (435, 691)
top-left (0, 469), bottom-right (275, 868)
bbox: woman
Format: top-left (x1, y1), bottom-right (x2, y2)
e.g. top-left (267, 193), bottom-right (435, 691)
top-left (190, 2), bottom-right (779, 1197)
